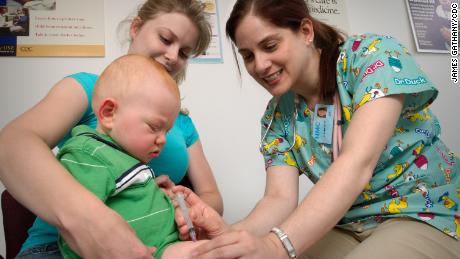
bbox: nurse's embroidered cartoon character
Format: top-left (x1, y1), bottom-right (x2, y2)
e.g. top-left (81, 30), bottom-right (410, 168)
top-left (385, 50), bottom-right (402, 72)
top-left (338, 51), bottom-right (347, 74)
top-left (404, 108), bottom-right (432, 122)
top-left (352, 67), bottom-right (360, 77)
top-left (394, 127), bottom-right (408, 134)
top-left (362, 38), bottom-right (382, 57)
top-left (284, 153), bottom-right (296, 166)
top-left (390, 140), bottom-right (406, 158)
top-left (362, 183), bottom-right (377, 201)
top-left (439, 163), bottom-right (452, 184)
top-left (387, 162), bottom-right (409, 181)
top-left (275, 111), bottom-right (282, 119)
top-left (384, 197), bottom-right (408, 214)
top-left (398, 43), bottom-right (411, 55)
top-left (264, 137), bottom-right (284, 152)
top-left (351, 37), bottom-right (363, 52)
top-left (307, 155), bottom-right (316, 167)
top-left (454, 215), bottom-right (460, 237)
top-left (413, 143), bottom-right (429, 170)
top-left (342, 105), bottom-right (352, 122)
top-left (355, 88), bottom-right (385, 110)
top-left (438, 192), bottom-right (458, 211)
top-left (294, 134), bottom-right (306, 151)
top-left (303, 107), bottom-right (311, 117)
top-left (418, 212), bottom-right (435, 221)
top-left (385, 184), bottom-right (400, 198)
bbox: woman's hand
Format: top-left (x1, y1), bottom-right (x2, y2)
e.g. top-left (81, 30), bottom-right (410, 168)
top-left (190, 231), bottom-right (282, 259)
top-left (58, 203), bottom-right (156, 259)
top-left (155, 175), bottom-right (175, 196)
top-left (172, 186), bottom-right (229, 240)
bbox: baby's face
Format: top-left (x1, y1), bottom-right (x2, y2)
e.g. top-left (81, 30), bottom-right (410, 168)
top-left (109, 86), bottom-right (179, 163)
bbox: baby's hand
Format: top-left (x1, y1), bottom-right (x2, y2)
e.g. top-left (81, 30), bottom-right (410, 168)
top-left (172, 186), bottom-right (229, 240)
top-left (155, 175), bottom-right (175, 197)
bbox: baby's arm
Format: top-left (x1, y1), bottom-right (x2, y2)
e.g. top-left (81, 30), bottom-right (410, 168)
top-left (172, 186), bottom-right (229, 240)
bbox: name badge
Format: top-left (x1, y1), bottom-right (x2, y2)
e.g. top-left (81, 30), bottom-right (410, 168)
top-left (312, 104), bottom-right (334, 144)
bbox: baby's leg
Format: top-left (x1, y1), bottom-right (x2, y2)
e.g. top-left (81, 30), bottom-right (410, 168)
top-left (161, 240), bottom-right (208, 259)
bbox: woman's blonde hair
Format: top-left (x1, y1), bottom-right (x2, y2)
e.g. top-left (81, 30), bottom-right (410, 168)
top-left (119, 0), bottom-right (212, 83)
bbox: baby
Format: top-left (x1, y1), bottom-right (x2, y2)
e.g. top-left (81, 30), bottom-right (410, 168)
top-left (57, 54), bottom-right (207, 258)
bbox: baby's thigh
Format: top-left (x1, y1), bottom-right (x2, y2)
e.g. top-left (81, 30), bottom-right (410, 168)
top-left (162, 240), bottom-right (208, 259)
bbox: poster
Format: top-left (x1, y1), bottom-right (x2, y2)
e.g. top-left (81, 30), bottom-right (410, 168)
top-left (406, 0), bottom-right (453, 53)
top-left (0, 0), bottom-right (104, 57)
top-left (191, 0), bottom-right (223, 63)
top-left (305, 0), bottom-right (350, 33)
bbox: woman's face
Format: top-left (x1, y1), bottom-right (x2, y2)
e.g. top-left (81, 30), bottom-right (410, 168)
top-left (234, 15), bottom-right (313, 97)
top-left (128, 12), bottom-right (199, 78)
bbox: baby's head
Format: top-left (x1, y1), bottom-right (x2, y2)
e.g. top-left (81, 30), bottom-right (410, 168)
top-left (92, 54), bottom-right (180, 163)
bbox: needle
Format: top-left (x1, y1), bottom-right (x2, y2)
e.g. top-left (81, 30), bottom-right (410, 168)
top-left (176, 192), bottom-right (197, 242)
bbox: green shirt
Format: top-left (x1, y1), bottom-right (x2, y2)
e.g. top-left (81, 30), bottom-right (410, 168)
top-left (57, 125), bottom-right (178, 258)
top-left (261, 33), bottom-right (460, 238)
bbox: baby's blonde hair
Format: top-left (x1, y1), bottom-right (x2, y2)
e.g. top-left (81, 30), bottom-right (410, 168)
top-left (92, 54), bottom-right (179, 114)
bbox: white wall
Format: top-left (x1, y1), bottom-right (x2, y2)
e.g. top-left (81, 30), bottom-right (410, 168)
top-left (0, 0), bottom-right (458, 256)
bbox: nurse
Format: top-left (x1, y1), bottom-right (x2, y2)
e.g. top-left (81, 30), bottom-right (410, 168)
top-left (175, 0), bottom-right (460, 258)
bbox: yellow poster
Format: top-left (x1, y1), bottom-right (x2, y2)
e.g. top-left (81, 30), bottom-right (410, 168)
top-left (191, 0), bottom-right (223, 63)
top-left (0, 0), bottom-right (104, 57)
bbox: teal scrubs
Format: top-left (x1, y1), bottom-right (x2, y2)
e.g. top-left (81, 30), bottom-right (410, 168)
top-left (261, 34), bottom-right (460, 239)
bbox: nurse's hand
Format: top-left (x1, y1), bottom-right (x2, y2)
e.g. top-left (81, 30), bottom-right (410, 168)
top-left (190, 231), bottom-right (283, 259)
top-left (172, 186), bottom-right (229, 240)
top-left (58, 205), bottom-right (156, 259)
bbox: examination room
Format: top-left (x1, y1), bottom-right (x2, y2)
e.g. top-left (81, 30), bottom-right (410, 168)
top-left (0, 0), bottom-right (459, 258)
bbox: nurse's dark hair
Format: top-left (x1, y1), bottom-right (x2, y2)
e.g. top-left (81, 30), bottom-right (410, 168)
top-left (226, 0), bottom-right (345, 102)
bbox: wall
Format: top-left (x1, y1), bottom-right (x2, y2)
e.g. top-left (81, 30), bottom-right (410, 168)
top-left (0, 0), bottom-right (458, 256)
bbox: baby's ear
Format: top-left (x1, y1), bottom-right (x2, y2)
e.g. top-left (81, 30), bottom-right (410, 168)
top-left (97, 98), bottom-right (117, 129)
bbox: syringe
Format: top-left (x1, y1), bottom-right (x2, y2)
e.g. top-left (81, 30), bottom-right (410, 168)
top-left (176, 192), bottom-right (197, 242)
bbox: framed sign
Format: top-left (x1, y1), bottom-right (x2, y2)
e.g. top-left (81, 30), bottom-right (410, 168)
top-left (191, 0), bottom-right (223, 64)
top-left (406, 0), bottom-right (451, 53)
top-left (0, 0), bottom-right (104, 57)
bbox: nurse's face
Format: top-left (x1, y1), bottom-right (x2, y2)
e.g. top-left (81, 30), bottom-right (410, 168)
top-left (234, 15), bottom-right (314, 97)
top-left (128, 12), bottom-right (199, 79)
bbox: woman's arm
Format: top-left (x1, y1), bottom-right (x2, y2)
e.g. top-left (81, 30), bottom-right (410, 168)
top-left (0, 78), bottom-right (154, 259)
top-left (187, 140), bottom-right (224, 215)
top-left (0, 77), bottom-right (89, 220)
top-left (275, 94), bottom-right (405, 256)
top-left (173, 166), bottom-right (299, 240)
top-left (232, 165), bottom-right (299, 236)
top-left (191, 95), bottom-right (404, 258)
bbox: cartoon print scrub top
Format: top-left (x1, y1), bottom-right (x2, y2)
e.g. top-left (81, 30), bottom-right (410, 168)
top-left (261, 34), bottom-right (460, 239)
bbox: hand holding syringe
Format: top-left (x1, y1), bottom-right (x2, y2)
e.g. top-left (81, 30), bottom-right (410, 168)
top-left (175, 192), bottom-right (197, 242)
